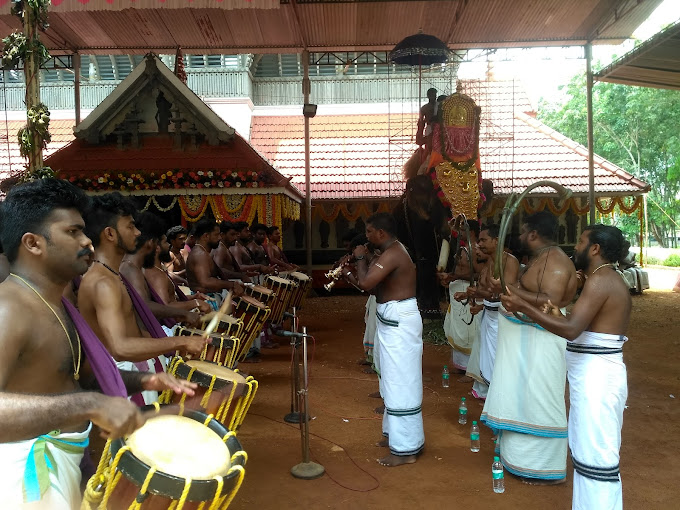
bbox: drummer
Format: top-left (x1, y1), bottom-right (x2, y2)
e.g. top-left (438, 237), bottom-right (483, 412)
top-left (0, 179), bottom-right (195, 509)
top-left (212, 221), bottom-right (252, 283)
top-left (247, 223), bottom-right (273, 268)
top-left (166, 225), bottom-right (189, 284)
top-left (78, 193), bottom-right (210, 404)
top-left (230, 221), bottom-right (274, 284)
top-left (120, 212), bottom-right (205, 330)
top-left (185, 218), bottom-right (245, 299)
top-left (265, 226), bottom-right (298, 272)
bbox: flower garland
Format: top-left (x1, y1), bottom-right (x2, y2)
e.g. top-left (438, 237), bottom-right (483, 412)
top-left (313, 202), bottom-right (391, 222)
top-left (62, 169), bottom-right (264, 192)
top-left (482, 195), bottom-right (643, 218)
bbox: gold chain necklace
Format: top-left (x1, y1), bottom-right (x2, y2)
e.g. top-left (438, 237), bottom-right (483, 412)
top-left (591, 263), bottom-right (615, 276)
top-left (10, 273), bottom-right (81, 381)
top-left (195, 243), bottom-right (209, 253)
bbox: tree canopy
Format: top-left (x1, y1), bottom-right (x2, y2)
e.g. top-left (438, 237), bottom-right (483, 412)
top-left (538, 74), bottom-right (680, 247)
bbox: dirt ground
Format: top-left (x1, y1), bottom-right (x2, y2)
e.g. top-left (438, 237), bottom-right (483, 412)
top-left (229, 290), bottom-right (680, 510)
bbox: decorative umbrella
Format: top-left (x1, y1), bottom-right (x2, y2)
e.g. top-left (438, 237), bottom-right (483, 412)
top-left (389, 32), bottom-right (450, 66)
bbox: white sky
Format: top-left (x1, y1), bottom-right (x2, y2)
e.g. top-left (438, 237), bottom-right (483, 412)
top-left (457, 0), bottom-right (680, 107)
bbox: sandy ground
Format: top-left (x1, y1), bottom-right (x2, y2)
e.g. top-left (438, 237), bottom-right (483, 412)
top-left (228, 290), bottom-right (680, 510)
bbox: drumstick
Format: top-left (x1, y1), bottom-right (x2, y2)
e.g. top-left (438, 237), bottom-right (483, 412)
top-left (203, 291), bottom-right (232, 338)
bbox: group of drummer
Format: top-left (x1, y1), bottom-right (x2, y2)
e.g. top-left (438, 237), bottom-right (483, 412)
top-left (0, 179), bottom-right (308, 509)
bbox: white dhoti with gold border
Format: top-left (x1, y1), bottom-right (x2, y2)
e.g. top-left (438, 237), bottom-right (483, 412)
top-left (481, 307), bottom-right (568, 481)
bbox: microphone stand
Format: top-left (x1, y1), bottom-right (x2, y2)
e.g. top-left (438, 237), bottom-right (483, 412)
top-left (291, 325), bottom-right (325, 479)
top-left (283, 307), bottom-right (304, 424)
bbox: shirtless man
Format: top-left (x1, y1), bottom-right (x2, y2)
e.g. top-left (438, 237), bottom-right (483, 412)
top-left (78, 193), bottom-right (208, 365)
top-left (166, 225), bottom-right (188, 283)
top-left (120, 212), bottom-right (201, 326)
top-left (0, 180), bottom-right (144, 508)
top-left (145, 234), bottom-right (211, 314)
top-left (459, 224), bottom-right (519, 387)
top-left (247, 223), bottom-right (271, 267)
top-left (436, 221), bottom-right (485, 380)
top-left (266, 226), bottom-right (297, 271)
top-left (212, 221), bottom-right (251, 281)
top-left (481, 211), bottom-right (577, 484)
top-left (502, 224), bottom-right (631, 509)
top-left (343, 212), bottom-right (424, 467)
top-left (416, 87), bottom-right (438, 149)
top-left (185, 218), bottom-right (245, 296)
top-left (230, 221), bottom-right (273, 277)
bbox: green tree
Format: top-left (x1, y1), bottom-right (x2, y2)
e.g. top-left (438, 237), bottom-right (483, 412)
top-left (538, 74), bottom-right (680, 247)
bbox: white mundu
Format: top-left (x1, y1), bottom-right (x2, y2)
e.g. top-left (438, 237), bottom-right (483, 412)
top-left (567, 330), bottom-right (628, 510)
top-left (376, 298), bottom-right (424, 457)
top-left (127, 415), bottom-right (230, 479)
top-left (0, 423), bottom-right (92, 509)
top-left (443, 280), bottom-right (481, 371)
top-left (481, 307), bottom-right (568, 481)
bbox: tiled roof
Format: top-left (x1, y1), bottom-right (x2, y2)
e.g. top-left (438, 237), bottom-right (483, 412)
top-left (249, 88), bottom-right (649, 199)
top-left (0, 120), bottom-right (75, 178)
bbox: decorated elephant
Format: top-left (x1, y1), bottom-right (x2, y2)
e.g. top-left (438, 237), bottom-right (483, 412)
top-left (393, 82), bottom-right (493, 315)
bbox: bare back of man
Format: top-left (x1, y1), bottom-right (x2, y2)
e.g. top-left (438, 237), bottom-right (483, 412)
top-left (519, 247), bottom-right (577, 308)
top-left (373, 242), bottom-right (417, 303)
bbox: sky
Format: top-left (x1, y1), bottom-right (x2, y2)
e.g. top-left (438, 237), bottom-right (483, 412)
top-left (457, 0), bottom-right (680, 108)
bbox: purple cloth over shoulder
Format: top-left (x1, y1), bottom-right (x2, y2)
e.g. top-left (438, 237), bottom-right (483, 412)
top-left (145, 277), bottom-right (177, 329)
top-left (62, 298), bottom-right (128, 399)
top-left (119, 273), bottom-right (167, 385)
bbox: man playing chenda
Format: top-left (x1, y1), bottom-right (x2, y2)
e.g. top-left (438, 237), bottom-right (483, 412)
top-left (185, 218), bottom-right (245, 298)
top-left (481, 211), bottom-right (578, 484)
top-left (502, 224), bottom-right (630, 510)
top-left (212, 221), bottom-right (252, 282)
top-left (78, 193), bottom-right (209, 405)
top-left (342, 212), bottom-right (424, 467)
top-left (0, 179), bottom-right (195, 509)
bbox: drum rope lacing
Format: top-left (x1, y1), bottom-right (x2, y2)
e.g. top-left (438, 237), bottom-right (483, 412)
top-left (82, 408), bottom-right (249, 509)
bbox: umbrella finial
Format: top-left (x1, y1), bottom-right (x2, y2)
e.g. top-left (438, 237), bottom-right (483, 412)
top-left (456, 80), bottom-right (463, 93)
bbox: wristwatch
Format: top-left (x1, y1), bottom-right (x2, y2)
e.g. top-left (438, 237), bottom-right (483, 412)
top-left (355, 255), bottom-right (365, 261)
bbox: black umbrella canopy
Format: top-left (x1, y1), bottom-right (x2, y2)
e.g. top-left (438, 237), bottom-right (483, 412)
top-left (389, 33), bottom-right (451, 66)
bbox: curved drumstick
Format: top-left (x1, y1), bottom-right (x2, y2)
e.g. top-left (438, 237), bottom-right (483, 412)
top-left (203, 291), bottom-right (233, 338)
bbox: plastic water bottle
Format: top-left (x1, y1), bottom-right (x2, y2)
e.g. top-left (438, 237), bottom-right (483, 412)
top-left (470, 421), bottom-right (480, 452)
top-left (458, 397), bottom-right (467, 424)
top-left (442, 365), bottom-right (450, 388)
top-left (492, 456), bottom-right (505, 493)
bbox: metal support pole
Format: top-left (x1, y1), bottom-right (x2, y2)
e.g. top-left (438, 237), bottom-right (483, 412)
top-left (284, 307), bottom-right (304, 423)
top-left (586, 43), bottom-right (595, 224)
top-left (291, 326), bottom-right (324, 480)
top-left (303, 50), bottom-right (313, 274)
top-left (73, 52), bottom-right (81, 126)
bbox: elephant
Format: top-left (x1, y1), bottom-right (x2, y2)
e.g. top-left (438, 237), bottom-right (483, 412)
top-left (393, 174), bottom-right (493, 316)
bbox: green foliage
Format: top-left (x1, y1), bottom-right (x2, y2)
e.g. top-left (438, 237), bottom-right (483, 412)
top-left (538, 74), bottom-right (680, 247)
top-left (664, 254), bottom-right (680, 267)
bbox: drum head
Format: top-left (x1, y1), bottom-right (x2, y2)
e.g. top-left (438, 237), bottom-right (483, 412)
top-left (266, 275), bottom-right (293, 286)
top-left (186, 360), bottom-right (247, 385)
top-left (237, 294), bottom-right (267, 309)
top-left (126, 415), bottom-right (230, 479)
top-left (250, 285), bottom-right (273, 295)
top-left (289, 271), bottom-right (309, 281)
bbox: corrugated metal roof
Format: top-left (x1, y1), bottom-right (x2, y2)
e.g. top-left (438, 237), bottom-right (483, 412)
top-left (249, 81), bottom-right (649, 200)
top-left (0, 0), bottom-right (664, 54)
top-left (595, 18), bottom-right (680, 90)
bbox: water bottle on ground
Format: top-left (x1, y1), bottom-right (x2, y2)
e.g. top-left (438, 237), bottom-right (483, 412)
top-left (442, 365), bottom-right (450, 388)
top-left (458, 397), bottom-right (467, 424)
top-left (470, 421), bottom-right (480, 452)
top-left (492, 456), bottom-right (505, 493)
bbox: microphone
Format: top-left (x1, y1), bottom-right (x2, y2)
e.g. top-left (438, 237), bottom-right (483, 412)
top-left (277, 330), bottom-right (312, 338)
top-left (282, 311), bottom-right (296, 319)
